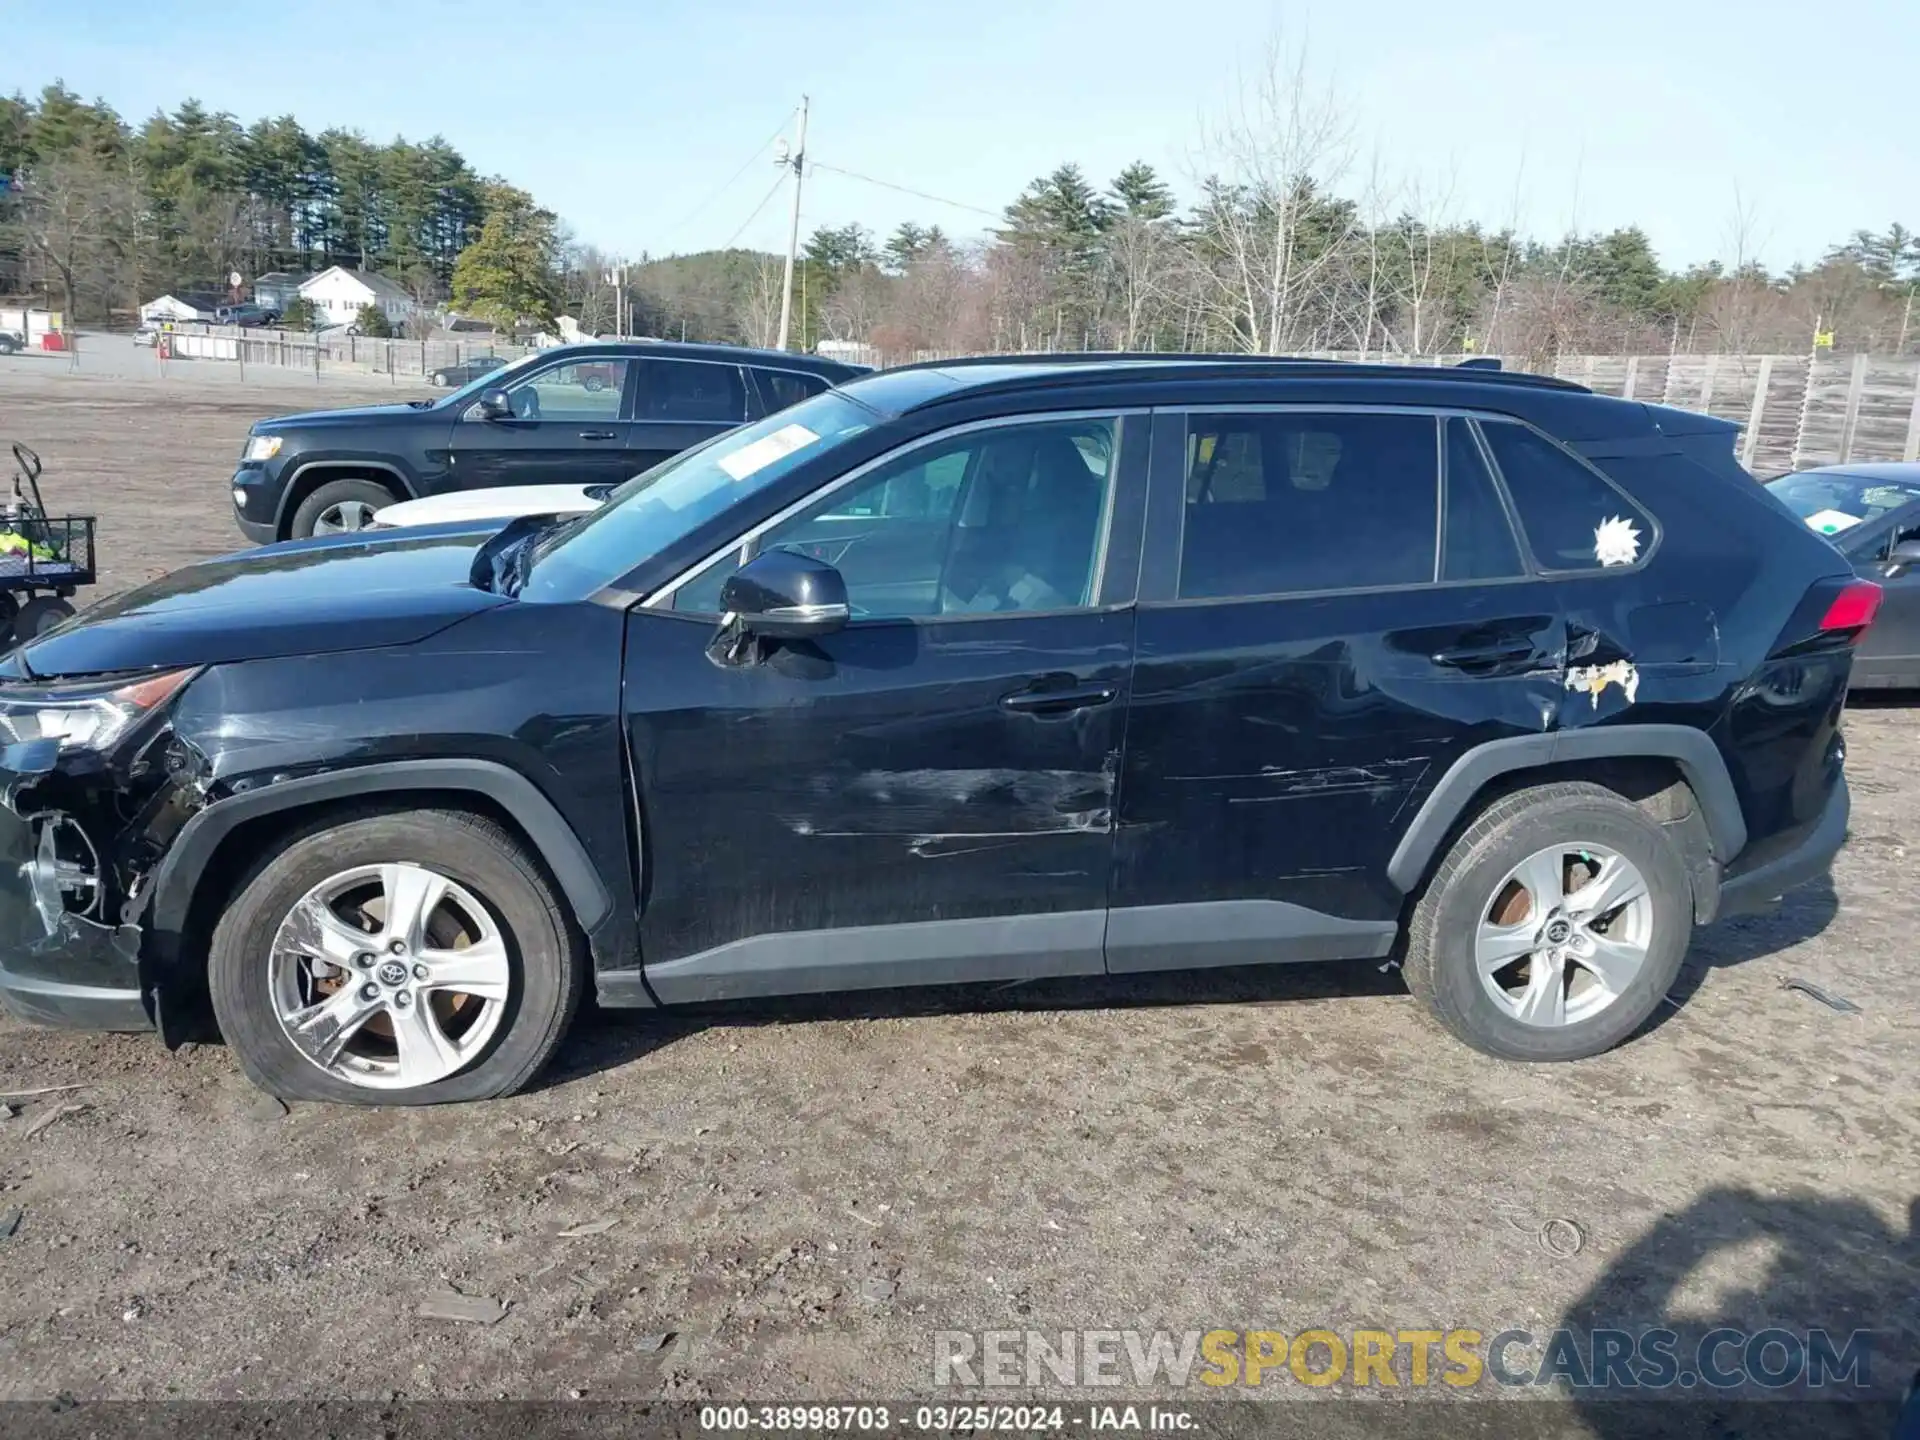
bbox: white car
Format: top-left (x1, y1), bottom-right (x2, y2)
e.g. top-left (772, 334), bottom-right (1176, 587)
top-left (371, 483), bottom-right (608, 530)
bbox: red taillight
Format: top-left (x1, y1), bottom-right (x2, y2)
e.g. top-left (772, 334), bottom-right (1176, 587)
top-left (1819, 580), bottom-right (1882, 635)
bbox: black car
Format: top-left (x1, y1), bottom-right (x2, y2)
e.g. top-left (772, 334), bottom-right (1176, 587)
top-left (0, 330), bottom-right (22, 355)
top-left (230, 341), bottom-right (867, 542)
top-left (1764, 461), bottom-right (1920, 688)
top-left (0, 356), bottom-right (1870, 1105)
top-left (429, 354), bottom-right (510, 388)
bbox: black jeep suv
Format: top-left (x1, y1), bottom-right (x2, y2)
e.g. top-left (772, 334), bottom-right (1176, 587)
top-left (230, 340), bottom-right (866, 541)
top-left (1, 356), bottom-right (1869, 1104)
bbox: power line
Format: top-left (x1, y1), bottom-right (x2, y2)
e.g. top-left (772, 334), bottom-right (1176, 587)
top-left (719, 173), bottom-right (790, 250)
top-left (806, 162), bottom-right (1001, 222)
top-left (655, 108), bottom-right (797, 242)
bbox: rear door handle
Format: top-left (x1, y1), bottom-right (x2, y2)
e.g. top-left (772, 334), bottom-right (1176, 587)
top-left (1432, 641), bottom-right (1540, 671)
top-left (1001, 684), bottom-right (1117, 715)
top-left (578, 430), bottom-right (618, 441)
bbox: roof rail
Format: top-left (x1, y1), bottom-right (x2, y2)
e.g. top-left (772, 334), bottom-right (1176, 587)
top-left (883, 351), bottom-right (1333, 374)
top-left (887, 352), bottom-right (1587, 396)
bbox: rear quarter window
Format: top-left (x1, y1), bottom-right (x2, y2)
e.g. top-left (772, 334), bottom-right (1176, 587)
top-left (1480, 420), bottom-right (1654, 572)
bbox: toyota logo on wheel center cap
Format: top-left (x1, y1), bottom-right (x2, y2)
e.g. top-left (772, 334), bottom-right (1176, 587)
top-left (1543, 918), bottom-right (1572, 945)
top-left (376, 960), bottom-right (410, 987)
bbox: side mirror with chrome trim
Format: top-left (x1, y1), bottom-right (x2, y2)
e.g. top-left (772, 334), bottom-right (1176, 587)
top-left (719, 549), bottom-right (850, 639)
top-left (474, 388), bottom-right (513, 421)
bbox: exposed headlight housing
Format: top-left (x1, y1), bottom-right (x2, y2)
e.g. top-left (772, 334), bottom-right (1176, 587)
top-left (243, 435), bottom-right (283, 462)
top-left (0, 669), bottom-right (197, 755)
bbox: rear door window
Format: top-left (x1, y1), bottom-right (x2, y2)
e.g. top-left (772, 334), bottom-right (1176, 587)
top-left (753, 368), bottom-right (831, 414)
top-left (1479, 420), bottom-right (1654, 572)
top-left (1442, 418), bottom-right (1525, 582)
top-left (636, 360), bottom-right (748, 423)
top-left (1177, 411), bottom-right (1440, 598)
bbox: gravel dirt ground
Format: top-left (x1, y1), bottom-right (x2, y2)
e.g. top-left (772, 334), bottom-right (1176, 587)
top-left (0, 358), bottom-right (1914, 1430)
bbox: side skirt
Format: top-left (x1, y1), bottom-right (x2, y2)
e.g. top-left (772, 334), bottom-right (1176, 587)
top-left (624, 901), bottom-right (1396, 1006)
top-left (1105, 900), bottom-right (1397, 974)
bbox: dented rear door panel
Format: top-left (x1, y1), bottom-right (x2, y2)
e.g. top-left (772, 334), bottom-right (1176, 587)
top-left (1117, 583), bottom-right (1566, 925)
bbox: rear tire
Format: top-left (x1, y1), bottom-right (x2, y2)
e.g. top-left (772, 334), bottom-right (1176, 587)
top-left (290, 478), bottom-right (397, 539)
top-left (208, 809), bottom-right (584, 1105)
top-left (1402, 781), bottom-right (1691, 1062)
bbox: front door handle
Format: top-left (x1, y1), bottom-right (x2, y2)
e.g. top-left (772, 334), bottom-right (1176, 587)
top-left (1001, 684), bottom-right (1117, 716)
top-left (578, 429), bottom-right (618, 441)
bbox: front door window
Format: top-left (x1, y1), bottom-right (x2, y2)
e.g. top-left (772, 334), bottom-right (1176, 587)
top-left (674, 416), bottom-right (1119, 618)
top-left (502, 359), bottom-right (629, 421)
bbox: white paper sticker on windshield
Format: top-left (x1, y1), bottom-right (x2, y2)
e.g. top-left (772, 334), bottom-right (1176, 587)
top-left (1804, 508), bottom-right (1863, 535)
top-left (718, 423), bottom-right (820, 481)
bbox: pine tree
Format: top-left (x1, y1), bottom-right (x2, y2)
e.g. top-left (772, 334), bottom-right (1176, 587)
top-left (449, 183), bottom-right (561, 331)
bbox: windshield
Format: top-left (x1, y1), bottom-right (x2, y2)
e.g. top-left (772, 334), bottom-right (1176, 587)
top-left (520, 389), bottom-right (878, 602)
top-left (433, 349), bottom-right (544, 407)
top-left (1763, 470), bottom-right (1920, 536)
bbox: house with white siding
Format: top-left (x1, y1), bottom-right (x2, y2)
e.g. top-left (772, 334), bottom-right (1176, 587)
top-left (139, 292), bottom-right (226, 324)
top-left (296, 267), bottom-right (418, 328)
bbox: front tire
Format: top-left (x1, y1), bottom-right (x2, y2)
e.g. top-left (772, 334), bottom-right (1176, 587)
top-left (290, 478), bottom-right (397, 538)
top-left (1402, 781), bottom-right (1691, 1062)
top-left (209, 810), bottom-right (584, 1105)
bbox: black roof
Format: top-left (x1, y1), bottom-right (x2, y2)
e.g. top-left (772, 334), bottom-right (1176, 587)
top-left (832, 353), bottom-right (1670, 446)
top-left (545, 339), bottom-right (867, 377)
top-left (882, 353), bottom-right (1585, 397)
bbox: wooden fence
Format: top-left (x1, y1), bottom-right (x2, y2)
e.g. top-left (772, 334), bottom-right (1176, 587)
top-left (1542, 352), bottom-right (1920, 476)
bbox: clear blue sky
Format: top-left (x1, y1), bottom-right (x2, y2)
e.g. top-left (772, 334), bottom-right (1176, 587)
top-left (6, 0), bottom-right (1915, 271)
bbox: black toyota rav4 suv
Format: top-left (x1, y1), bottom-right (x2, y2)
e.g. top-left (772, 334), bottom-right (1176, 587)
top-left (0, 357), bottom-right (1870, 1105)
top-left (230, 340), bottom-right (867, 542)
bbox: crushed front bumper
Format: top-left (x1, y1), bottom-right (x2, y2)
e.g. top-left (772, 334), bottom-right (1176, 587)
top-left (0, 739), bottom-right (152, 1031)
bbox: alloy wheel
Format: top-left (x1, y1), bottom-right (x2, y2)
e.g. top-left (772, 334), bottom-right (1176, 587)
top-left (313, 500), bottom-right (376, 533)
top-left (267, 862), bottom-right (512, 1089)
top-left (1474, 842), bottom-right (1654, 1027)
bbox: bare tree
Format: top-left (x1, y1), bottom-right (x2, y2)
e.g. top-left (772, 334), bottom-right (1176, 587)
top-left (564, 243), bottom-right (619, 336)
top-left (880, 241), bottom-right (979, 356)
top-left (178, 186), bottom-right (251, 295)
top-left (1379, 171), bottom-right (1463, 356)
top-left (4, 152), bottom-right (137, 319)
top-left (1185, 33), bottom-right (1357, 353)
top-left (1104, 213), bottom-right (1177, 350)
top-left (734, 254), bottom-right (783, 348)
top-left (819, 265), bottom-right (891, 343)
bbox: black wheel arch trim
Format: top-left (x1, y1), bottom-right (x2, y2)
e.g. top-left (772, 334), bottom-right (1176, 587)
top-left (274, 458), bottom-right (419, 531)
top-left (1385, 725), bottom-right (1747, 894)
top-left (142, 758), bottom-right (612, 942)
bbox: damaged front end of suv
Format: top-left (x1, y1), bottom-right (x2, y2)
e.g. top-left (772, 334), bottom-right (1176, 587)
top-left (0, 666), bottom-right (203, 1033)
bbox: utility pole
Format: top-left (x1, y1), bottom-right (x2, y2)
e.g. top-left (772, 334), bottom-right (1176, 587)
top-left (606, 261), bottom-right (628, 337)
top-left (776, 95), bottom-right (809, 352)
